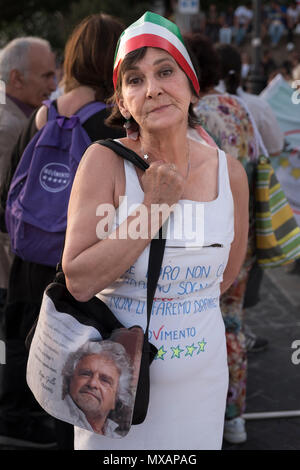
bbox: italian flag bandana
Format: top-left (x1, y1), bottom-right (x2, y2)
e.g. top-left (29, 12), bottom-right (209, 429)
top-left (113, 11), bottom-right (200, 95)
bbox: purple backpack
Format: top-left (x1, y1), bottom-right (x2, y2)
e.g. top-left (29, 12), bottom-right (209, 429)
top-left (5, 99), bottom-right (106, 267)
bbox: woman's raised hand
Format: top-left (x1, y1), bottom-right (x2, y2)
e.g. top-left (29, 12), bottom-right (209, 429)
top-left (142, 160), bottom-right (185, 208)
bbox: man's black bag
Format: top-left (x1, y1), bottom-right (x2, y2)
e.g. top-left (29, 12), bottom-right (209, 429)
top-left (26, 139), bottom-right (166, 433)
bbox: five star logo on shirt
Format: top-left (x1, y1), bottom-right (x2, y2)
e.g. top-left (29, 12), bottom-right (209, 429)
top-left (197, 339), bottom-right (207, 353)
top-left (154, 340), bottom-right (208, 360)
top-left (155, 346), bottom-right (167, 360)
top-left (171, 345), bottom-right (184, 359)
top-left (185, 344), bottom-right (197, 357)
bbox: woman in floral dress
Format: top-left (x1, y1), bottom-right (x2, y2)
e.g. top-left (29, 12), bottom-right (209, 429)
top-left (185, 33), bottom-right (259, 444)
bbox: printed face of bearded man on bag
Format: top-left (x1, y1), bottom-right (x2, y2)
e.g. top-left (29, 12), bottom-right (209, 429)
top-left (62, 340), bottom-right (133, 436)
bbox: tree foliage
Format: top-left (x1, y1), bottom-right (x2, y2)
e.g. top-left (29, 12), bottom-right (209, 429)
top-left (0, 0), bottom-right (72, 22)
top-left (0, 0), bottom-right (151, 52)
top-left (63, 0), bottom-right (151, 39)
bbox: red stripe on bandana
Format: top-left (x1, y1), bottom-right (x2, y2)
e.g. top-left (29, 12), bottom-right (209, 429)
top-left (113, 34), bottom-right (199, 95)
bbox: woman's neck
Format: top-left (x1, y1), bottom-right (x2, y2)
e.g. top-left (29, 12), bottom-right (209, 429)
top-left (67, 85), bottom-right (96, 101)
top-left (139, 126), bottom-right (187, 163)
top-left (57, 85), bottom-right (96, 116)
top-left (138, 124), bottom-right (191, 178)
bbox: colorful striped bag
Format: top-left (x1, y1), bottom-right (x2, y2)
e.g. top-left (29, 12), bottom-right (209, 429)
top-left (255, 155), bottom-right (300, 268)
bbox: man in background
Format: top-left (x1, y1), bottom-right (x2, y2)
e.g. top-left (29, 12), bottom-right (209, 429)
top-left (0, 37), bottom-right (56, 311)
top-left (234, 1), bottom-right (253, 46)
top-left (0, 37), bottom-right (56, 448)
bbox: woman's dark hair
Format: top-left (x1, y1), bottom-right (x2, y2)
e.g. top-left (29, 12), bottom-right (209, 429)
top-left (183, 33), bottom-right (220, 93)
top-left (63, 13), bottom-right (125, 101)
top-left (215, 44), bottom-right (242, 95)
top-left (105, 46), bottom-right (200, 129)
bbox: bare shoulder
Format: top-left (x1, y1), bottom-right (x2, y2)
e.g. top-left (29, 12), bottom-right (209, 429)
top-left (190, 138), bottom-right (219, 164)
top-left (76, 141), bottom-right (123, 174)
top-left (226, 153), bottom-right (249, 198)
top-left (72, 141), bottom-right (125, 207)
top-left (35, 105), bottom-right (48, 130)
top-left (191, 138), bottom-right (217, 155)
top-left (226, 154), bottom-right (248, 184)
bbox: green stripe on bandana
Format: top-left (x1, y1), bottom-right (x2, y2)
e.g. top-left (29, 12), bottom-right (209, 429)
top-left (129, 11), bottom-right (184, 43)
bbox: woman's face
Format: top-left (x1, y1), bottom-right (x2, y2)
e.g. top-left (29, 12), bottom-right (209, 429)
top-left (117, 47), bottom-right (196, 133)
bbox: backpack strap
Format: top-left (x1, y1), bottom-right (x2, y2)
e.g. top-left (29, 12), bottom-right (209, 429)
top-left (42, 100), bottom-right (106, 124)
top-left (42, 99), bottom-right (59, 120)
top-left (97, 138), bottom-right (149, 172)
top-left (76, 101), bottom-right (107, 124)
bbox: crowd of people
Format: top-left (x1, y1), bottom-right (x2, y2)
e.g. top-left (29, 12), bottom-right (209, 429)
top-left (188, 1), bottom-right (300, 87)
top-left (0, 5), bottom-right (298, 452)
top-left (192, 1), bottom-right (300, 47)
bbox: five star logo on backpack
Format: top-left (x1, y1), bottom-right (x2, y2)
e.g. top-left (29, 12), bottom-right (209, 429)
top-left (5, 99), bottom-right (106, 267)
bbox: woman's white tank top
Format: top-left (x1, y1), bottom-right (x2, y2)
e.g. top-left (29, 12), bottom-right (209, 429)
top-left (75, 146), bottom-right (234, 450)
top-left (98, 147), bottom-right (234, 336)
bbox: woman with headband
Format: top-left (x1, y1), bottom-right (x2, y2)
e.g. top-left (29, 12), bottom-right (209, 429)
top-left (62, 12), bottom-right (249, 450)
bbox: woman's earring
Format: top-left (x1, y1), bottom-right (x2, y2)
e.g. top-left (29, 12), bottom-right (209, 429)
top-left (123, 114), bottom-right (139, 141)
top-left (123, 112), bottom-right (131, 127)
top-left (123, 118), bottom-right (131, 130)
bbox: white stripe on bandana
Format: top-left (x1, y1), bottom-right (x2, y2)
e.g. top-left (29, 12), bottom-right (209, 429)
top-left (115, 22), bottom-right (197, 79)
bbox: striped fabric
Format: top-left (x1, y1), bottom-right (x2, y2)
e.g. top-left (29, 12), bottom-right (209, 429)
top-left (113, 11), bottom-right (199, 95)
top-left (255, 156), bottom-right (300, 268)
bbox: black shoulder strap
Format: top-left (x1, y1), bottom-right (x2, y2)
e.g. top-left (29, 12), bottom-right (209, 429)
top-left (145, 225), bottom-right (167, 338)
top-left (58, 138), bottom-right (166, 332)
top-left (96, 138), bottom-right (166, 332)
top-left (96, 138), bottom-right (149, 172)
